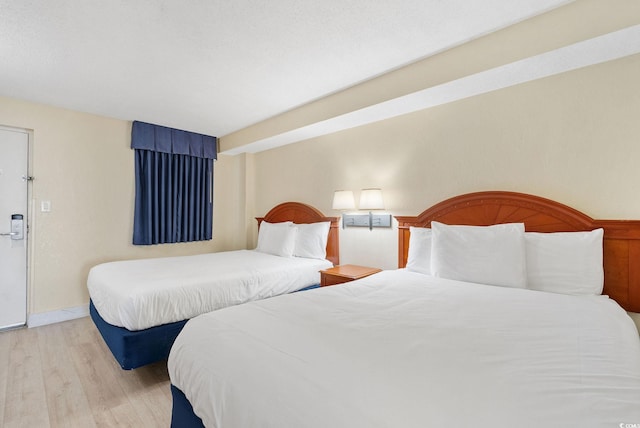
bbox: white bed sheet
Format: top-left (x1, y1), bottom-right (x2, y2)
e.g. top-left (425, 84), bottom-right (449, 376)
top-left (169, 270), bottom-right (640, 428)
top-left (87, 250), bottom-right (331, 331)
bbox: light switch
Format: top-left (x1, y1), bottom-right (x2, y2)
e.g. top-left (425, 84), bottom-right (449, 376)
top-left (41, 200), bottom-right (51, 212)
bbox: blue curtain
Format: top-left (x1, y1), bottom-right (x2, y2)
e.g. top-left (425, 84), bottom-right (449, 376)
top-left (131, 121), bottom-right (217, 245)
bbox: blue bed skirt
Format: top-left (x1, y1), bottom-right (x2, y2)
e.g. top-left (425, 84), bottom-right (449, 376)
top-left (90, 283), bottom-right (319, 370)
top-left (171, 384), bottom-right (205, 428)
top-left (89, 300), bottom-right (188, 370)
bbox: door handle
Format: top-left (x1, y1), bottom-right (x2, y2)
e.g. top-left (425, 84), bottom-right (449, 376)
top-left (0, 232), bottom-right (18, 236)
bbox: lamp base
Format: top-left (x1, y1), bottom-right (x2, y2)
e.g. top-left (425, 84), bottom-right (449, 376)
top-left (342, 213), bottom-right (392, 228)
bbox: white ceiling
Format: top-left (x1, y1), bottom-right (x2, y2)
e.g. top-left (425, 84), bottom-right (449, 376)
top-left (0, 0), bottom-right (572, 142)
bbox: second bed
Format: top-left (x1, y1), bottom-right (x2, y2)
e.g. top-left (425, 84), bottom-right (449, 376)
top-left (88, 201), bottom-right (338, 369)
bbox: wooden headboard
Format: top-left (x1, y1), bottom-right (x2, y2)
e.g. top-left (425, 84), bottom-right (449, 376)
top-left (395, 191), bottom-right (640, 312)
top-left (255, 202), bottom-right (340, 266)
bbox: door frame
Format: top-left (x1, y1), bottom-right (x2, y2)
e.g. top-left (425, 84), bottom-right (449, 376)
top-left (0, 125), bottom-right (33, 329)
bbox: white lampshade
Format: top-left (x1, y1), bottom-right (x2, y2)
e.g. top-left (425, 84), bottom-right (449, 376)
top-left (332, 190), bottom-right (355, 210)
top-left (359, 188), bottom-right (384, 210)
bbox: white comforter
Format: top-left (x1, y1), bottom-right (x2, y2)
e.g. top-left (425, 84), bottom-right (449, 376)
top-left (169, 270), bottom-right (640, 428)
top-left (87, 250), bottom-right (331, 330)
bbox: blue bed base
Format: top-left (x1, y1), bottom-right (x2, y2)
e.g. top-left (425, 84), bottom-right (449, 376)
top-left (89, 300), bottom-right (188, 370)
top-left (90, 284), bottom-right (320, 370)
top-left (171, 384), bottom-right (205, 428)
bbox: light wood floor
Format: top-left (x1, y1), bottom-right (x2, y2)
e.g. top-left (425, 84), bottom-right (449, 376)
top-left (0, 317), bottom-right (172, 428)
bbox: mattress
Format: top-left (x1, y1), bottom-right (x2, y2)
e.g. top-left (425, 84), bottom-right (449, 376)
top-left (168, 270), bottom-right (640, 428)
top-left (88, 249), bottom-right (331, 331)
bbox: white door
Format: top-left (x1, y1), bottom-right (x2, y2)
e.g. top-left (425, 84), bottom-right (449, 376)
top-left (0, 127), bottom-right (28, 330)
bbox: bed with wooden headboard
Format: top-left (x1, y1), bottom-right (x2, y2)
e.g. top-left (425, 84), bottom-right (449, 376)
top-left (256, 201), bottom-right (340, 266)
top-left (395, 191), bottom-right (640, 312)
top-left (169, 191), bottom-right (640, 427)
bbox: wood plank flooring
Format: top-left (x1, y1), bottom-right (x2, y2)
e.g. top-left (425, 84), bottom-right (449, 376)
top-left (0, 317), bottom-right (171, 428)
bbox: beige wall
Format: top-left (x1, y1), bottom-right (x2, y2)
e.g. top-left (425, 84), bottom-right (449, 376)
top-left (0, 97), bottom-right (246, 315)
top-left (251, 53), bottom-right (640, 270)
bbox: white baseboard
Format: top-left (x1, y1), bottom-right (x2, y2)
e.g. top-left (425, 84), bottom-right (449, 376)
top-left (27, 304), bottom-right (89, 328)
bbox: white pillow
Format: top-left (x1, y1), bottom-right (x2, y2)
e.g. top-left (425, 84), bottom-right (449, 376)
top-left (525, 229), bottom-right (604, 295)
top-left (406, 226), bottom-right (432, 275)
top-left (431, 221), bottom-right (527, 288)
top-left (256, 221), bottom-right (297, 257)
top-left (294, 222), bottom-right (331, 260)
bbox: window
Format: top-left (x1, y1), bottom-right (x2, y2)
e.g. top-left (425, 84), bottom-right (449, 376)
top-left (131, 121), bottom-right (217, 245)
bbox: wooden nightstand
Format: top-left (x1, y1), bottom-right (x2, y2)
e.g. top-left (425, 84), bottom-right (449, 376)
top-left (320, 264), bottom-right (382, 287)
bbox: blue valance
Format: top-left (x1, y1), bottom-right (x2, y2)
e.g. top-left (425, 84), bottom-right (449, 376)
top-left (131, 121), bottom-right (218, 160)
